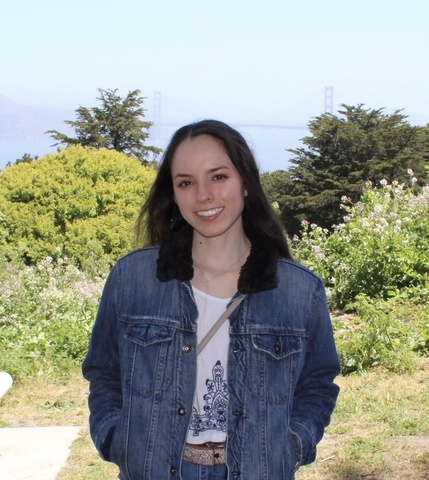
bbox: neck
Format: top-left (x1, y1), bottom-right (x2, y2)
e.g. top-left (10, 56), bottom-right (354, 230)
top-left (191, 233), bottom-right (250, 297)
top-left (192, 233), bottom-right (250, 272)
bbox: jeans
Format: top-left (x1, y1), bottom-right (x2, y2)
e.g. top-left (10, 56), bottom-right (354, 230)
top-left (181, 460), bottom-right (227, 480)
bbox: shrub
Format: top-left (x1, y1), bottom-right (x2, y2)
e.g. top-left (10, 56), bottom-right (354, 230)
top-left (293, 175), bottom-right (429, 373)
top-left (293, 175), bottom-right (429, 309)
top-left (0, 146), bottom-right (156, 269)
top-left (0, 255), bottom-right (104, 379)
top-left (333, 295), bottom-right (425, 374)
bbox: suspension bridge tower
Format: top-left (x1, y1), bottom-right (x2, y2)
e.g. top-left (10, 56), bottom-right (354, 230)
top-left (324, 86), bottom-right (334, 114)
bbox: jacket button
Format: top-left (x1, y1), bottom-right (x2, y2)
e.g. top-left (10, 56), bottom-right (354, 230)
top-left (182, 345), bottom-right (191, 353)
top-left (178, 407), bottom-right (186, 416)
top-left (232, 470), bottom-right (240, 477)
top-left (170, 466), bottom-right (177, 475)
top-left (274, 343), bottom-right (281, 353)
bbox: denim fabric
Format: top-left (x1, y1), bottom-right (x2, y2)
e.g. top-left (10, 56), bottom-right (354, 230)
top-left (82, 247), bottom-right (340, 480)
top-left (120, 463), bottom-right (226, 480)
top-left (181, 461), bottom-right (227, 480)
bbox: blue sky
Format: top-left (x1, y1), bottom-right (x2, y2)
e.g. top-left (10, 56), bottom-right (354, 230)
top-left (1, 0), bottom-right (428, 171)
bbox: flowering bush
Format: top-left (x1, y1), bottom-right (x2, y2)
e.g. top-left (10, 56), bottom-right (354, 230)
top-left (293, 175), bottom-right (429, 372)
top-left (294, 174), bottom-right (429, 308)
top-left (0, 255), bottom-right (104, 379)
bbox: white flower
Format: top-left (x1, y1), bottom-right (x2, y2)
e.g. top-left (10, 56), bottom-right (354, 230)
top-left (311, 245), bottom-right (325, 260)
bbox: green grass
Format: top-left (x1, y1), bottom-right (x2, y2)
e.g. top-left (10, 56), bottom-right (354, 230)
top-left (296, 358), bottom-right (429, 480)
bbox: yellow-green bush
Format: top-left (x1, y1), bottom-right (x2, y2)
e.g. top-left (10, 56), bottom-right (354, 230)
top-left (0, 146), bottom-right (156, 270)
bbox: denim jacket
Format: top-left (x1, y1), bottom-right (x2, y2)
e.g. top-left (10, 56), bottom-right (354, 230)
top-left (82, 226), bottom-right (340, 480)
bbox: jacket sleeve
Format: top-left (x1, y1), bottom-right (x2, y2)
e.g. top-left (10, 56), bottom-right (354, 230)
top-left (289, 280), bottom-right (340, 467)
top-left (82, 264), bottom-right (122, 461)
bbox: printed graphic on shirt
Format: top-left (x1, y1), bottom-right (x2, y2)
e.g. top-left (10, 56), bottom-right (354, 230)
top-left (189, 360), bottom-right (228, 437)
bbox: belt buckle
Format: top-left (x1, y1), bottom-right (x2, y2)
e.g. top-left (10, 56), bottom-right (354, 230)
top-left (205, 442), bottom-right (224, 465)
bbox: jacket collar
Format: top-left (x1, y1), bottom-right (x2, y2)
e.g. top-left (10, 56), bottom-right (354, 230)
top-left (156, 224), bottom-right (278, 294)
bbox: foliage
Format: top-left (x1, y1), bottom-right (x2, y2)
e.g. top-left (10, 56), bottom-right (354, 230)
top-left (261, 169), bottom-right (301, 237)
top-left (0, 256), bottom-right (104, 379)
top-left (262, 104), bottom-right (429, 237)
top-left (46, 88), bottom-right (162, 163)
top-left (293, 175), bottom-right (429, 308)
top-left (5, 153), bottom-right (39, 168)
top-left (0, 145), bottom-right (157, 269)
top-left (333, 295), bottom-right (428, 374)
top-left (293, 176), bottom-right (429, 373)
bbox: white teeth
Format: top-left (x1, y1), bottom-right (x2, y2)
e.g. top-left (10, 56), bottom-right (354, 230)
top-left (196, 207), bottom-right (223, 217)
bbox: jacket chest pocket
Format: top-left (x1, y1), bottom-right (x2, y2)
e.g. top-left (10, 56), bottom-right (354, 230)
top-left (124, 323), bottom-right (176, 398)
top-left (240, 332), bottom-right (307, 404)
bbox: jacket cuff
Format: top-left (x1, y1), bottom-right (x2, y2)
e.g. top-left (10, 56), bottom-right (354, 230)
top-left (93, 416), bottom-right (119, 462)
top-left (289, 420), bottom-right (317, 466)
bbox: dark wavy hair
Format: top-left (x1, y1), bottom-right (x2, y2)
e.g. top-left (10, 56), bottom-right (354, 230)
top-left (135, 119), bottom-right (291, 259)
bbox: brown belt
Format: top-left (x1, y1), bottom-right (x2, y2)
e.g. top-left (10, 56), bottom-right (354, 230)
top-left (183, 442), bottom-right (226, 466)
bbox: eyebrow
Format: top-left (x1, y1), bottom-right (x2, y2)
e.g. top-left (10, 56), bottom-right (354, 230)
top-left (173, 165), bottom-right (230, 179)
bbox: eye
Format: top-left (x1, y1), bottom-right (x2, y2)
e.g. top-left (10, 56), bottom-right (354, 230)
top-left (213, 173), bottom-right (228, 181)
top-left (176, 179), bottom-right (193, 188)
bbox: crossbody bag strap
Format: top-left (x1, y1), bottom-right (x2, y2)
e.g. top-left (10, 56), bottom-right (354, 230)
top-left (197, 295), bottom-right (247, 356)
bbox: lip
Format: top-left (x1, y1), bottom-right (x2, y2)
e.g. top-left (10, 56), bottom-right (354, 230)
top-left (195, 207), bottom-right (224, 217)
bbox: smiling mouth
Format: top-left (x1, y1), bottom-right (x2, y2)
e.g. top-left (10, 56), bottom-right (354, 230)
top-left (196, 207), bottom-right (224, 217)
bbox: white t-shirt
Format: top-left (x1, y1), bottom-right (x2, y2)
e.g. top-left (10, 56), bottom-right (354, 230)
top-left (187, 286), bottom-right (231, 444)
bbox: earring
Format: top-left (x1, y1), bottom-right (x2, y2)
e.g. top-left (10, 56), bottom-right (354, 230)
top-left (170, 204), bottom-right (178, 223)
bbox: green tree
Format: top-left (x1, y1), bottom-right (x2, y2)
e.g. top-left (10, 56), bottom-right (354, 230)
top-left (0, 146), bottom-right (157, 270)
top-left (5, 153), bottom-right (39, 168)
top-left (262, 104), bottom-right (429, 236)
top-left (46, 88), bottom-right (162, 163)
top-left (260, 170), bottom-right (301, 238)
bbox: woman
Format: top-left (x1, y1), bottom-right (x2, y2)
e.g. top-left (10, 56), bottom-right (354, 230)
top-left (82, 119), bottom-right (340, 480)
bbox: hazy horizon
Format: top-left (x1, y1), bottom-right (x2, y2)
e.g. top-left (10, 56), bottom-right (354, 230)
top-left (1, 0), bottom-right (428, 170)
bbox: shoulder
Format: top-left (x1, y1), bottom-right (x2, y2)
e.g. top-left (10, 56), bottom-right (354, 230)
top-left (103, 247), bottom-right (162, 293)
top-left (117, 246), bottom-right (160, 263)
top-left (110, 246), bottom-right (160, 275)
top-left (277, 258), bottom-right (325, 286)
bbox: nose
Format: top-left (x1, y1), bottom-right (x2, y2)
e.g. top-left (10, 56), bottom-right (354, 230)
top-left (196, 181), bottom-right (213, 202)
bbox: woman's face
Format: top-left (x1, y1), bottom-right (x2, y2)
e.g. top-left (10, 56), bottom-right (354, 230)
top-left (171, 134), bottom-right (247, 242)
